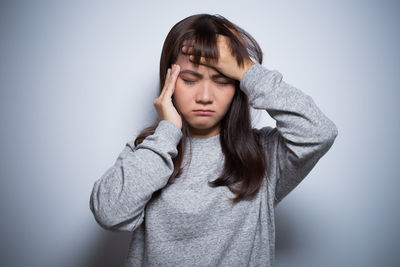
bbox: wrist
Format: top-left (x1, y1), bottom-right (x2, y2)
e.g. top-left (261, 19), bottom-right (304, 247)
top-left (238, 60), bottom-right (255, 81)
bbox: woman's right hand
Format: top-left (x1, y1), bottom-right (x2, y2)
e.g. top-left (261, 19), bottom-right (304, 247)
top-left (153, 64), bottom-right (182, 129)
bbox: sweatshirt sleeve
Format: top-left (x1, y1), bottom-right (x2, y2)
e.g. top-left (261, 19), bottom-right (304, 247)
top-left (240, 63), bottom-right (338, 206)
top-left (89, 120), bottom-right (182, 231)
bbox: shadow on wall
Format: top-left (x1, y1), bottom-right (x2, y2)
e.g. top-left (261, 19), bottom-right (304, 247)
top-left (275, 206), bottom-right (298, 257)
top-left (84, 230), bottom-right (131, 267)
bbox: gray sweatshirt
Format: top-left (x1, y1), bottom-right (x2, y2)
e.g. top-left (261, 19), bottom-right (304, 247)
top-left (90, 63), bottom-right (338, 266)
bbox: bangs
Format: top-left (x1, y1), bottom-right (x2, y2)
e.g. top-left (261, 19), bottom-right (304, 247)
top-left (179, 16), bottom-right (237, 67)
top-left (181, 33), bottom-right (220, 67)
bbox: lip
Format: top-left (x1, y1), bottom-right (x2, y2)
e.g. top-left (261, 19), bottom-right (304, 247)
top-left (193, 109), bottom-right (215, 115)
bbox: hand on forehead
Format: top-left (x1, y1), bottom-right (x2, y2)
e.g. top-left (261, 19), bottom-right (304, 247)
top-left (175, 53), bottom-right (226, 77)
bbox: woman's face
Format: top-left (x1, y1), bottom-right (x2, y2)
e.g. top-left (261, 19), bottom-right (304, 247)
top-left (173, 53), bottom-right (236, 138)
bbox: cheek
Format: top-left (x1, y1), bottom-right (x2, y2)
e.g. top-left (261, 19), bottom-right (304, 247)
top-left (173, 84), bottom-right (191, 111)
top-left (174, 79), bottom-right (185, 94)
top-left (220, 87), bottom-right (236, 108)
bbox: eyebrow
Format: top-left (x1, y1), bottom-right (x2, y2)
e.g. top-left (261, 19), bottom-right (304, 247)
top-left (179, 69), bottom-right (230, 80)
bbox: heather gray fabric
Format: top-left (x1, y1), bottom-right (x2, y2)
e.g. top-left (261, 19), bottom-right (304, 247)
top-left (90, 63), bottom-right (338, 266)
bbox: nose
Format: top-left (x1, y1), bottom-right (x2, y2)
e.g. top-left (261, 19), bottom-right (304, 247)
top-left (195, 81), bottom-right (213, 104)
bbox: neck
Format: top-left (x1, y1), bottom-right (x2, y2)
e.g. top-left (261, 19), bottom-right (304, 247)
top-left (187, 124), bottom-right (220, 138)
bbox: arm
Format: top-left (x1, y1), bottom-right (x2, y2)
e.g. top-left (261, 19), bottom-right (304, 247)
top-left (89, 120), bottom-right (182, 231)
top-left (240, 63), bottom-right (338, 206)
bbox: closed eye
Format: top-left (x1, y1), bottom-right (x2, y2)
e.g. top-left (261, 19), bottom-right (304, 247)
top-left (182, 79), bottom-right (231, 86)
top-left (216, 81), bottom-right (231, 86)
top-left (182, 79), bottom-right (196, 85)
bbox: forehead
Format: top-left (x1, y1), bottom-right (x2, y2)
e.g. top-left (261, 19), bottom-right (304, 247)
top-left (175, 53), bottom-right (220, 75)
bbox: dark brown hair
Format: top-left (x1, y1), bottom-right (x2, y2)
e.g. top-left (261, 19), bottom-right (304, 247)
top-left (135, 13), bottom-right (267, 205)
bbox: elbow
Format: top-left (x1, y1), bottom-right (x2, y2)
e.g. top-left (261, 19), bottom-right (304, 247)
top-left (90, 202), bottom-right (140, 231)
top-left (90, 190), bottom-right (142, 232)
top-left (93, 213), bottom-right (115, 230)
top-left (90, 193), bottom-right (115, 230)
top-left (326, 120), bottom-right (338, 143)
top-left (318, 119), bottom-right (338, 151)
top-left (94, 214), bottom-right (129, 231)
top-left (89, 173), bottom-right (126, 230)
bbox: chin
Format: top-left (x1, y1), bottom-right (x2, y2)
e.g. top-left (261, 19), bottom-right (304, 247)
top-left (186, 119), bottom-right (217, 130)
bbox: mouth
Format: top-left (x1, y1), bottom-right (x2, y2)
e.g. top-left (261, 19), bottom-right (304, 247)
top-left (193, 109), bottom-right (215, 115)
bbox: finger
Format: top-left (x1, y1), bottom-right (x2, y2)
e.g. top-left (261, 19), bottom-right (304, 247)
top-left (181, 44), bottom-right (194, 55)
top-left (182, 45), bottom-right (213, 67)
top-left (188, 54), bottom-right (214, 67)
top-left (164, 65), bottom-right (180, 98)
top-left (161, 65), bottom-right (179, 100)
top-left (159, 68), bottom-right (172, 99)
top-left (182, 39), bottom-right (196, 55)
top-left (182, 39), bottom-right (193, 47)
top-left (181, 40), bottom-right (216, 67)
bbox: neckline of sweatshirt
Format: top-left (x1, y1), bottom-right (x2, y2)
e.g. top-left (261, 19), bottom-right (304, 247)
top-left (187, 133), bottom-right (220, 144)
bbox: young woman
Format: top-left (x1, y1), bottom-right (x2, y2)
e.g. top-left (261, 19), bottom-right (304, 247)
top-left (90, 13), bottom-right (338, 267)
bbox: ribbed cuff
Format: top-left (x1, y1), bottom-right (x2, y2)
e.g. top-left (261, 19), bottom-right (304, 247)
top-left (239, 63), bottom-right (284, 108)
top-left (240, 62), bottom-right (269, 93)
top-left (155, 120), bottom-right (183, 146)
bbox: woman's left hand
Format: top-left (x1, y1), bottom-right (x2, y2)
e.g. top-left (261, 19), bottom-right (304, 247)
top-left (181, 34), bottom-right (255, 81)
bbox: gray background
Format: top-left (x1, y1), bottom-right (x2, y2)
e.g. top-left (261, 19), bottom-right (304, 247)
top-left (1, 0), bottom-right (399, 266)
